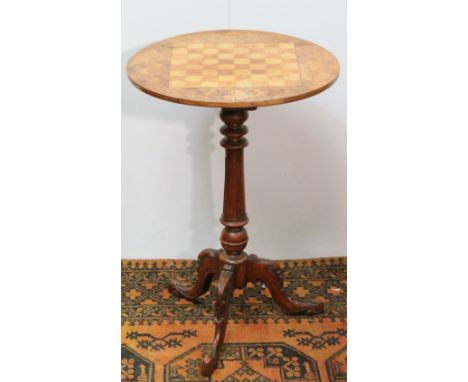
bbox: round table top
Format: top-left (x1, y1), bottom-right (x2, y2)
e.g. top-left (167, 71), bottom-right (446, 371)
top-left (127, 30), bottom-right (340, 108)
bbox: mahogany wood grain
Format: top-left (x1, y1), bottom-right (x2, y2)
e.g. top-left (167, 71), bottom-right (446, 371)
top-left (200, 263), bottom-right (234, 377)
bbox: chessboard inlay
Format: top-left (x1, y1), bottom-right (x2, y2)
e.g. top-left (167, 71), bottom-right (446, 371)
top-left (169, 42), bottom-right (302, 89)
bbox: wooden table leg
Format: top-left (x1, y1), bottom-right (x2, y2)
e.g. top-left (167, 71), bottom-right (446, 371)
top-left (169, 108), bottom-right (323, 377)
top-left (200, 263), bottom-right (234, 376)
top-left (168, 249), bottom-right (220, 301)
top-left (246, 255), bottom-right (324, 315)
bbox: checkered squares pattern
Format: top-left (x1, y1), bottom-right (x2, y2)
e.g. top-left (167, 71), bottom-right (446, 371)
top-left (169, 43), bottom-right (302, 89)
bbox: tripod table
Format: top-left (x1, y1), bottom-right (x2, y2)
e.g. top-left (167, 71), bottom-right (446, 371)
top-left (127, 30), bottom-right (340, 377)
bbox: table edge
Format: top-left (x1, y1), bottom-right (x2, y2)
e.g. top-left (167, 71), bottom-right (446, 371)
top-left (127, 71), bottom-right (339, 108)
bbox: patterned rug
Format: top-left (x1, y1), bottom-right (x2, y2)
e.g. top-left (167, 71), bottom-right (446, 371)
top-left (122, 257), bottom-right (347, 382)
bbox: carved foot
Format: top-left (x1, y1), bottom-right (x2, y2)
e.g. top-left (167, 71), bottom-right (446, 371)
top-left (168, 249), bottom-right (220, 301)
top-left (247, 255), bottom-right (324, 315)
top-left (200, 264), bottom-right (234, 377)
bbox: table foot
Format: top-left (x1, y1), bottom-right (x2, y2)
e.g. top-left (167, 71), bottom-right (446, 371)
top-left (168, 249), bottom-right (220, 301)
top-left (200, 264), bottom-right (234, 377)
top-left (247, 255), bottom-right (325, 315)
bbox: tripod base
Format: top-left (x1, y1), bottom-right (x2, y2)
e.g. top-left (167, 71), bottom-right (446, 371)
top-left (168, 249), bottom-right (324, 377)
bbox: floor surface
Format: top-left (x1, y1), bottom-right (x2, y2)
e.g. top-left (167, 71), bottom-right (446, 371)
top-left (121, 257), bottom-right (347, 382)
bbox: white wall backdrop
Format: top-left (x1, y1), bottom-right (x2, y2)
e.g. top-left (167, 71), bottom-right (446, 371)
top-left (122, 0), bottom-right (346, 259)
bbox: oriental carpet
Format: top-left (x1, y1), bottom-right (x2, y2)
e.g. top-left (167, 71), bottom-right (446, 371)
top-left (122, 257), bottom-right (347, 382)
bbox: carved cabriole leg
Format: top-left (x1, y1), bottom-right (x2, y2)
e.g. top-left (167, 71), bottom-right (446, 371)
top-left (168, 249), bottom-right (220, 301)
top-left (200, 264), bottom-right (235, 377)
top-left (246, 255), bottom-right (324, 315)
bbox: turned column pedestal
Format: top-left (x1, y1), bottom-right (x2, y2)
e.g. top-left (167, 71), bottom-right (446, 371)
top-left (127, 30), bottom-right (340, 377)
